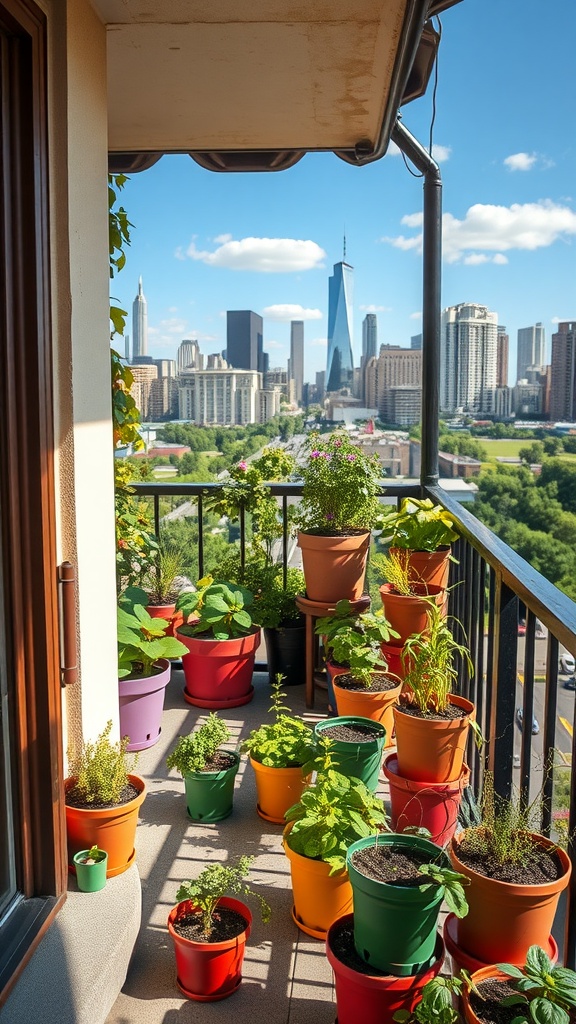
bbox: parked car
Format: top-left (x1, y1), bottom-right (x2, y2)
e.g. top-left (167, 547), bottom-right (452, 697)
top-left (563, 675), bottom-right (576, 691)
top-left (516, 707), bottom-right (539, 735)
top-left (559, 653), bottom-right (575, 674)
top-left (517, 620), bottom-right (526, 636)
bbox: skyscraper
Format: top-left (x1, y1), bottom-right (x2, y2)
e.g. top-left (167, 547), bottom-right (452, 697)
top-left (496, 326), bottom-right (509, 387)
top-left (362, 314), bottom-right (377, 363)
top-left (227, 311), bottom-right (264, 372)
top-left (517, 323), bottom-right (545, 383)
top-left (290, 321), bottom-right (304, 403)
top-left (178, 339), bottom-right (201, 373)
top-left (440, 303), bottom-right (498, 414)
top-left (132, 277), bottom-right (148, 360)
top-left (377, 345), bottom-right (421, 422)
top-left (550, 322), bottom-right (576, 422)
top-left (326, 259), bottom-right (354, 393)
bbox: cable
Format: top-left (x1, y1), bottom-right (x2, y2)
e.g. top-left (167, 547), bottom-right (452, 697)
top-left (400, 14), bottom-right (443, 178)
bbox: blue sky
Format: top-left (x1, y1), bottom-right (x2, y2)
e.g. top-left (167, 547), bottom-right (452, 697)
top-left (112, 0), bottom-right (575, 386)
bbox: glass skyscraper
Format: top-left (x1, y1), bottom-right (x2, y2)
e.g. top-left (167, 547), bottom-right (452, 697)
top-left (132, 276), bottom-right (148, 360)
top-left (326, 261), bottom-right (354, 393)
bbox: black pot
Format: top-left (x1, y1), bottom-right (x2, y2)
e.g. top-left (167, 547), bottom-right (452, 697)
top-left (263, 624), bottom-right (306, 686)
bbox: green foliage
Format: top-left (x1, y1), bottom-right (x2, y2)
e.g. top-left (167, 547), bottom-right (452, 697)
top-left (402, 603), bottom-right (473, 713)
top-left (497, 945), bottom-right (576, 1024)
top-left (315, 599), bottom-right (399, 686)
top-left (241, 676), bottom-right (315, 768)
top-left (167, 713), bottom-right (231, 775)
top-left (175, 856), bottom-right (271, 939)
top-left (117, 587), bottom-right (188, 677)
top-left (142, 540), bottom-right (186, 604)
top-left (294, 431), bottom-right (383, 533)
top-left (176, 576), bottom-right (255, 640)
top-left (211, 555), bottom-right (305, 629)
top-left (284, 739), bottom-right (388, 873)
top-left (111, 350), bottom-right (145, 450)
top-left (458, 771), bottom-right (545, 868)
top-left (417, 862), bottom-right (469, 919)
top-left (67, 720), bottom-right (137, 805)
top-left (438, 431), bottom-right (487, 462)
top-left (393, 975), bottom-right (464, 1023)
top-left (115, 463), bottom-right (159, 591)
top-left (383, 498), bottom-right (459, 552)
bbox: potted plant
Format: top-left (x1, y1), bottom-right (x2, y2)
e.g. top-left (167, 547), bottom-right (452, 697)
top-left (141, 539), bottom-right (187, 631)
top-left (392, 602), bottom-right (476, 784)
top-left (462, 945), bottom-right (576, 1024)
top-left (283, 740), bottom-right (388, 939)
top-left (117, 587), bottom-right (189, 750)
top-left (294, 431), bottom-right (383, 603)
top-left (241, 676), bottom-right (315, 823)
top-left (72, 844), bottom-right (108, 893)
top-left (167, 855), bottom-right (271, 1001)
top-left (166, 712), bottom-right (240, 822)
top-left (382, 497), bottom-right (459, 590)
top-left (373, 548), bottom-right (446, 646)
top-left (449, 772), bottom-right (572, 966)
top-left (175, 576), bottom-right (260, 708)
top-left (65, 720), bottom-right (146, 877)
top-left (393, 975), bottom-right (464, 1024)
top-left (383, 752), bottom-right (470, 848)
top-left (314, 717), bottom-right (386, 793)
top-left (316, 599), bottom-right (402, 741)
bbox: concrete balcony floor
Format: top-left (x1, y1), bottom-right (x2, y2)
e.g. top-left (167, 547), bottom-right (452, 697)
top-left (105, 666), bottom-right (449, 1024)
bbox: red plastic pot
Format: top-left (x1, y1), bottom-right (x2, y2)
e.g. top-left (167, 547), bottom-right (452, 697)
top-left (326, 915), bottom-right (444, 1024)
top-left (442, 912), bottom-right (558, 976)
top-left (176, 627), bottom-right (260, 708)
top-left (382, 753), bottom-right (469, 847)
top-left (167, 896), bottom-right (252, 1001)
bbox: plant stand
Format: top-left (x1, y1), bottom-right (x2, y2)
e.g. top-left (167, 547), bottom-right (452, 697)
top-left (295, 593), bottom-right (370, 709)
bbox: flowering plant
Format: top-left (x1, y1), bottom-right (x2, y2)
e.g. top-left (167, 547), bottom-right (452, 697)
top-left (294, 432), bottom-right (383, 533)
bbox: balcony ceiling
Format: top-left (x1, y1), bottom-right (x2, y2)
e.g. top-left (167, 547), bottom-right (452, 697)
top-left (93, 0), bottom-right (458, 171)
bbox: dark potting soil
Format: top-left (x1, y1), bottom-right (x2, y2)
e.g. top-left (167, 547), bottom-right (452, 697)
top-left (350, 842), bottom-right (435, 887)
top-left (65, 781), bottom-right (141, 811)
top-left (397, 698), bottom-right (466, 721)
top-left (456, 841), bottom-right (564, 885)
top-left (334, 672), bottom-right (399, 694)
top-left (320, 723), bottom-right (381, 743)
top-left (468, 978), bottom-right (527, 1024)
top-left (328, 917), bottom-right (390, 976)
top-left (201, 750), bottom-right (237, 772)
top-left (172, 906), bottom-right (248, 944)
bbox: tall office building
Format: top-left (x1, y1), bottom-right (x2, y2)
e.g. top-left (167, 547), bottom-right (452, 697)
top-left (440, 303), bottom-right (498, 414)
top-left (362, 314), bottom-right (378, 363)
top-left (517, 322), bottom-right (545, 383)
top-left (178, 339), bottom-right (201, 373)
top-left (326, 259), bottom-right (354, 393)
top-left (226, 310), bottom-right (264, 372)
top-left (410, 334), bottom-right (422, 350)
top-left (129, 362), bottom-right (157, 419)
top-left (132, 276), bottom-right (148, 360)
top-left (178, 368), bottom-right (266, 425)
top-left (376, 345), bottom-right (421, 422)
top-left (290, 321), bottom-right (304, 403)
top-left (550, 322), bottom-right (576, 422)
top-left (496, 326), bottom-right (509, 387)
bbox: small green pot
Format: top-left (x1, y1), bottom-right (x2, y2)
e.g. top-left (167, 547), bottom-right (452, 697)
top-left (347, 833), bottom-right (449, 975)
top-left (73, 848), bottom-right (108, 892)
top-left (183, 751), bottom-right (240, 822)
top-left (314, 717), bottom-right (386, 792)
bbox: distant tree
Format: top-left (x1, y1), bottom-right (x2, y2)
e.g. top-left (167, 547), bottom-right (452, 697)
top-left (543, 436), bottom-right (563, 456)
top-left (518, 441), bottom-right (545, 465)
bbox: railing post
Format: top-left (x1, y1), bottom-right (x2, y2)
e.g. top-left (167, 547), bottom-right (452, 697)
top-left (488, 579), bottom-right (518, 800)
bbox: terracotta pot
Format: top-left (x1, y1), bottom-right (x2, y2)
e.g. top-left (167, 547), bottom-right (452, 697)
top-left (390, 546), bottom-right (452, 591)
top-left (393, 694), bottom-right (475, 783)
top-left (283, 832), bottom-right (353, 939)
top-left (443, 912), bottom-right (558, 977)
top-left (249, 757), bottom-right (306, 824)
top-left (297, 530), bottom-right (370, 603)
top-left (118, 657), bottom-right (172, 751)
top-left (450, 832), bottom-right (572, 965)
top-left (332, 670), bottom-right (403, 749)
top-left (176, 626), bottom-right (260, 708)
top-left (167, 896), bottom-right (252, 1001)
top-left (65, 773), bottom-right (146, 877)
top-left (383, 753), bottom-right (469, 847)
top-left (460, 967), bottom-right (510, 1024)
top-left (379, 583), bottom-right (445, 645)
top-left (327, 916), bottom-right (445, 1024)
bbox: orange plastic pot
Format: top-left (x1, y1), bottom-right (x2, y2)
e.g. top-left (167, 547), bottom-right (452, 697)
top-left (332, 671), bottom-right (403, 748)
top-left (389, 546), bottom-right (452, 591)
top-left (393, 694), bottom-right (475, 783)
top-left (65, 773), bottom-right (146, 877)
top-left (167, 896), bottom-right (252, 1001)
top-left (283, 831), bottom-right (353, 939)
top-left (461, 967), bottom-right (510, 1024)
top-left (450, 832), bottom-right (572, 965)
top-left (249, 757), bottom-right (306, 824)
top-left (379, 583), bottom-right (445, 645)
top-left (297, 530), bottom-right (370, 603)
top-left (443, 912), bottom-right (558, 977)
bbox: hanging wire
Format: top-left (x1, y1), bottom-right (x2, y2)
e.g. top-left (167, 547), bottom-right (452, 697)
top-left (400, 14), bottom-right (443, 178)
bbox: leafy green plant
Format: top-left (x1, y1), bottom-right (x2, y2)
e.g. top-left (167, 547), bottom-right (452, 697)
top-left (241, 676), bottom-right (315, 768)
top-left (216, 555), bottom-right (305, 629)
top-left (497, 944), bottom-right (576, 1024)
top-left (284, 739), bottom-right (388, 873)
top-left (167, 713), bottom-right (231, 775)
top-left (383, 498), bottom-right (458, 553)
top-left (315, 599), bottom-right (399, 686)
top-left (417, 862), bottom-right (469, 919)
top-left (458, 771), bottom-right (546, 868)
top-left (117, 587), bottom-right (188, 677)
top-left (175, 855), bottom-right (271, 939)
top-left (176, 576), bottom-right (255, 640)
top-left (402, 602), bottom-right (473, 713)
top-left (67, 720), bottom-right (137, 805)
top-left (393, 976), bottom-right (465, 1023)
top-left (294, 431), bottom-right (383, 533)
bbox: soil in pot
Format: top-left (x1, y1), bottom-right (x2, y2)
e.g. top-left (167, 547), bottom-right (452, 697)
top-left (197, 751), bottom-right (237, 773)
top-left (396, 699), bottom-right (468, 722)
top-left (319, 722), bottom-right (382, 743)
top-left (171, 906), bottom-right (248, 944)
top-left (334, 672), bottom-right (399, 694)
top-left (455, 841), bottom-right (564, 885)
top-left (350, 842), bottom-right (433, 886)
top-left (330, 916), bottom-right (401, 976)
top-left (467, 977), bottom-right (526, 1024)
top-left (65, 781), bottom-right (141, 811)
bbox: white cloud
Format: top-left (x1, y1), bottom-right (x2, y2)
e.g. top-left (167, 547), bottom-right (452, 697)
top-left (402, 213), bottom-right (424, 229)
top-left (174, 246), bottom-right (186, 261)
top-left (492, 253), bottom-right (509, 265)
top-left (213, 233), bottom-right (232, 244)
top-left (262, 304), bottom-right (323, 321)
top-left (185, 236), bottom-right (326, 272)
top-left (504, 152), bottom-right (537, 172)
top-left (432, 144), bottom-right (451, 163)
top-left (382, 200), bottom-right (576, 263)
top-left (463, 253), bottom-right (490, 265)
top-left (359, 304), bottom-right (391, 313)
top-left (266, 340), bottom-right (285, 350)
top-left (410, 312), bottom-right (422, 320)
top-left (387, 141), bottom-right (401, 157)
top-left (310, 337), bottom-right (328, 347)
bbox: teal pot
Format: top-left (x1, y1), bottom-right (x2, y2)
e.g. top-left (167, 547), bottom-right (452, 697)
top-left (73, 848), bottom-right (108, 892)
top-left (346, 832), bottom-right (449, 975)
top-left (183, 751), bottom-right (240, 823)
top-left (314, 717), bottom-right (385, 792)
top-left (263, 624), bottom-right (306, 687)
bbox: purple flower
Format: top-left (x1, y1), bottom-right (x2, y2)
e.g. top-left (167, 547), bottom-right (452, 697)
top-left (310, 450), bottom-right (321, 459)
top-left (347, 454), bottom-right (356, 462)
top-left (334, 439), bottom-right (342, 447)
top-left (238, 461), bottom-right (247, 470)
top-left (321, 452), bottom-right (332, 459)
top-left (326, 513), bottom-right (334, 520)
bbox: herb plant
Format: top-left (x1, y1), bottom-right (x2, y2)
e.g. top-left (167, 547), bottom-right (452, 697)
top-left (117, 587), bottom-right (189, 677)
top-left (284, 740), bottom-right (388, 873)
top-left (294, 431), bottom-right (383, 533)
top-left (241, 676), bottom-right (315, 768)
top-left (142, 540), bottom-right (186, 605)
top-left (176, 576), bottom-right (255, 640)
top-left (167, 713), bottom-right (231, 775)
top-left (316, 599), bottom-right (399, 685)
top-left (497, 944), bottom-right (576, 1024)
top-left (393, 976), bottom-right (465, 1024)
top-left (402, 603), bottom-right (473, 713)
top-left (383, 498), bottom-right (458, 553)
top-left (458, 771), bottom-right (545, 868)
top-left (217, 555), bottom-right (305, 630)
top-left (417, 862), bottom-right (469, 919)
top-left (67, 720), bottom-right (137, 805)
top-left (175, 855), bottom-right (271, 939)
top-left (372, 547), bottom-right (418, 595)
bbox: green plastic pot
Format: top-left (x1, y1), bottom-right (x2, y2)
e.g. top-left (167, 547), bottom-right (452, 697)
top-left (346, 833), bottom-right (449, 975)
top-left (183, 751), bottom-right (240, 823)
top-left (314, 717), bottom-right (386, 792)
top-left (73, 848), bottom-right (108, 892)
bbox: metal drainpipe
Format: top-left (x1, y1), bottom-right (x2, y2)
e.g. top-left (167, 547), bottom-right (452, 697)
top-left (391, 117), bottom-right (442, 491)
